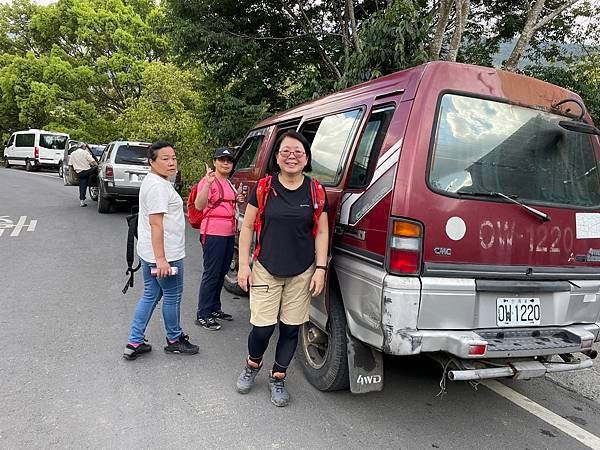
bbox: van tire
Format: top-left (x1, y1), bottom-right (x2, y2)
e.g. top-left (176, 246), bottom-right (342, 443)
top-left (223, 251), bottom-right (247, 297)
top-left (25, 159), bottom-right (33, 171)
top-left (3, 157), bottom-right (10, 168)
top-left (57, 162), bottom-right (63, 178)
top-left (97, 184), bottom-right (112, 213)
top-left (298, 285), bottom-right (350, 391)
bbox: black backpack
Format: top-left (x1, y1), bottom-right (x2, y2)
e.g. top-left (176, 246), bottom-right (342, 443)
top-left (122, 211), bottom-right (141, 294)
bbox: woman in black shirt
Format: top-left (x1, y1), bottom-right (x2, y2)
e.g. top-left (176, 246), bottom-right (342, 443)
top-left (236, 130), bottom-right (329, 407)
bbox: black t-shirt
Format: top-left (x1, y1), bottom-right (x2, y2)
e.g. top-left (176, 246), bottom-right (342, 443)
top-left (249, 175), bottom-right (328, 277)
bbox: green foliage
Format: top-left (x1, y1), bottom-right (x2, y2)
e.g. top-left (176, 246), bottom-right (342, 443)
top-left (337, 0), bottom-right (431, 89)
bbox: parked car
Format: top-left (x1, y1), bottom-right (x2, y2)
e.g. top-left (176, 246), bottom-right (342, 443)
top-left (4, 129), bottom-right (69, 172)
top-left (61, 143), bottom-right (105, 181)
top-left (96, 141), bottom-right (182, 213)
top-left (227, 61), bottom-right (600, 393)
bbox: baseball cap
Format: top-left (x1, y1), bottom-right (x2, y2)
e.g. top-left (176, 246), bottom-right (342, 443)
top-left (213, 147), bottom-right (234, 159)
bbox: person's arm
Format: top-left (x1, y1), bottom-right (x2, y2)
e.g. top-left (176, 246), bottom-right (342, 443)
top-left (310, 212), bottom-right (329, 296)
top-left (195, 163), bottom-right (215, 210)
top-left (149, 213), bottom-right (170, 277)
top-left (237, 204), bottom-right (258, 292)
top-left (86, 151), bottom-right (98, 167)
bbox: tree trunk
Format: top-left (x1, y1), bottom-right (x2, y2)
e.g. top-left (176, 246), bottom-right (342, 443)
top-left (429, 0), bottom-right (452, 60)
top-left (446, 0), bottom-right (470, 62)
top-left (504, 0), bottom-right (579, 72)
top-left (346, 0), bottom-right (361, 53)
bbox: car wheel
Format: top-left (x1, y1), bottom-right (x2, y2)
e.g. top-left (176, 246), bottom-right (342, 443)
top-left (298, 284), bottom-right (350, 391)
top-left (25, 159), bottom-right (33, 171)
top-left (223, 251), bottom-right (247, 296)
top-left (57, 162), bottom-right (63, 178)
top-left (3, 157), bottom-right (10, 168)
top-left (89, 185), bottom-right (99, 202)
top-left (97, 183), bottom-right (112, 213)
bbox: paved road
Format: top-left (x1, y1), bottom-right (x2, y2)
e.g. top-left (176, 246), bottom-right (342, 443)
top-left (2, 166), bottom-right (600, 449)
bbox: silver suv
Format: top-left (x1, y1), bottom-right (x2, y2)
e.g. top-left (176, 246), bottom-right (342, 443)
top-left (97, 141), bottom-right (182, 213)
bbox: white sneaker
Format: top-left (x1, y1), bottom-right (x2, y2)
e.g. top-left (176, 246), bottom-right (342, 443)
top-left (80, 200), bottom-right (87, 207)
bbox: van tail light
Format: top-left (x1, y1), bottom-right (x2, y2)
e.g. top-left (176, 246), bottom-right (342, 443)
top-left (387, 218), bottom-right (423, 275)
top-left (469, 344), bottom-right (487, 356)
top-left (105, 164), bottom-right (114, 182)
top-left (34, 147), bottom-right (39, 160)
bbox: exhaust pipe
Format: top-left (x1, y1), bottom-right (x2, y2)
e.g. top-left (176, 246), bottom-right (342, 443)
top-left (448, 367), bottom-right (515, 381)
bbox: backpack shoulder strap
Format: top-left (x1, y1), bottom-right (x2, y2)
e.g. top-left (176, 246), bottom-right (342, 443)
top-left (252, 175), bottom-right (273, 260)
top-left (122, 213), bottom-right (141, 294)
top-left (309, 177), bottom-right (326, 238)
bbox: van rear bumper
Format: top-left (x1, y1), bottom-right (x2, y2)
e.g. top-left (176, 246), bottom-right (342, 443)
top-left (382, 323), bottom-right (600, 358)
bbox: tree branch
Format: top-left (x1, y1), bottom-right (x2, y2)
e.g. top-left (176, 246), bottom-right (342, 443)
top-left (532, 0), bottom-right (581, 32)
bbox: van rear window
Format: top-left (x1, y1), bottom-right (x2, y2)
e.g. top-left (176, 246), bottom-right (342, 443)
top-left (429, 94), bottom-right (600, 208)
top-left (115, 145), bottom-right (149, 165)
top-left (40, 134), bottom-right (68, 150)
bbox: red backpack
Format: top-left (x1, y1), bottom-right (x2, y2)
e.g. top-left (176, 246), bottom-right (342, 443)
top-left (253, 175), bottom-right (326, 260)
top-left (187, 179), bottom-right (225, 229)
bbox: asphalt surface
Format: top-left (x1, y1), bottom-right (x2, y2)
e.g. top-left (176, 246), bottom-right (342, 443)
top-left (2, 165), bottom-right (600, 449)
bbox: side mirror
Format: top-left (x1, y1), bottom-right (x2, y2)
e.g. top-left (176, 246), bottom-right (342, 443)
top-left (559, 120), bottom-right (600, 135)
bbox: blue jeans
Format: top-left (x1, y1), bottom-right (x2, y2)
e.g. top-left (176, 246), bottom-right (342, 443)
top-left (128, 258), bottom-right (184, 344)
top-left (197, 235), bottom-right (235, 319)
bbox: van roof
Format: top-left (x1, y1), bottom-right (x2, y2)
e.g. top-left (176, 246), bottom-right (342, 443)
top-left (14, 129), bottom-right (70, 136)
top-left (256, 61), bottom-right (586, 128)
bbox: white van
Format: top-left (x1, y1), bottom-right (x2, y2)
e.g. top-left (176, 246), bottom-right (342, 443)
top-left (3, 129), bottom-right (70, 172)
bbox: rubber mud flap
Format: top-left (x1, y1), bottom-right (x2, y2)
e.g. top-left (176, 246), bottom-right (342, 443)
top-left (346, 327), bottom-right (384, 394)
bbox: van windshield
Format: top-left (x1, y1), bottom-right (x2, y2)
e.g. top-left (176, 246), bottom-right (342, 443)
top-left (429, 94), bottom-right (600, 208)
top-left (115, 144), bottom-right (148, 165)
top-left (40, 134), bottom-right (68, 150)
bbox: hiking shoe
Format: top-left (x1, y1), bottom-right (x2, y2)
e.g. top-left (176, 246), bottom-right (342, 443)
top-left (236, 362), bottom-right (261, 394)
top-left (269, 373), bottom-right (290, 407)
top-left (211, 310), bottom-right (233, 321)
top-left (123, 342), bottom-right (152, 360)
top-left (164, 333), bottom-right (199, 355)
top-left (195, 316), bottom-right (222, 331)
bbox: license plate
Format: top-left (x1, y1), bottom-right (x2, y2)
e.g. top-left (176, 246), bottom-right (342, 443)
top-left (496, 297), bottom-right (541, 327)
top-left (132, 174), bottom-right (145, 182)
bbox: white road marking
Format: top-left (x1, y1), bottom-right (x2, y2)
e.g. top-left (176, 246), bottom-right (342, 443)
top-left (482, 380), bottom-right (600, 450)
top-left (24, 172), bottom-right (61, 179)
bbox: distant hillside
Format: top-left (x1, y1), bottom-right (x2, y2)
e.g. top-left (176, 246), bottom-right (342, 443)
top-left (492, 39), bottom-right (584, 68)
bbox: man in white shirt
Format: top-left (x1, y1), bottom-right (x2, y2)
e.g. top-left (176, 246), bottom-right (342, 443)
top-left (69, 144), bottom-right (98, 207)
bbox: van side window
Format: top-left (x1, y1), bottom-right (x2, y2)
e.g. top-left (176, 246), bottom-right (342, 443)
top-left (104, 144), bottom-right (115, 162)
top-left (7, 135), bottom-right (14, 146)
top-left (15, 134), bottom-right (34, 147)
top-left (236, 133), bottom-right (264, 170)
top-left (348, 105), bottom-right (395, 188)
top-left (300, 109), bottom-right (362, 185)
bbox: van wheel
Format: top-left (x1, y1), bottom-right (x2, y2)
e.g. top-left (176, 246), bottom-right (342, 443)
top-left (57, 162), bottom-right (63, 178)
top-left (97, 184), bottom-right (112, 213)
top-left (25, 159), bottom-right (33, 171)
top-left (298, 286), bottom-right (350, 391)
top-left (223, 251), bottom-right (247, 296)
top-left (3, 157), bottom-right (10, 168)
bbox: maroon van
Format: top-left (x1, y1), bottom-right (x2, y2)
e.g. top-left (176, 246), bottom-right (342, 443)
top-left (226, 61), bottom-right (600, 393)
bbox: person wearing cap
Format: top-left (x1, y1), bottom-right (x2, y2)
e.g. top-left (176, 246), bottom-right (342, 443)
top-left (194, 147), bottom-right (245, 330)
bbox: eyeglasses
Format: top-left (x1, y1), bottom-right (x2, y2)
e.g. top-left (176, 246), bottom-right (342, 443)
top-left (278, 149), bottom-right (306, 158)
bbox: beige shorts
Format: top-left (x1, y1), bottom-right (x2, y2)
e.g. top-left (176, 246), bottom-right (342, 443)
top-left (249, 261), bottom-right (315, 326)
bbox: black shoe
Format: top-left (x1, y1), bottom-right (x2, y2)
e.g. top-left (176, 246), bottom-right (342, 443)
top-left (211, 310), bottom-right (233, 321)
top-left (195, 316), bottom-right (222, 331)
top-left (123, 342), bottom-right (152, 360)
top-left (164, 333), bottom-right (199, 355)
